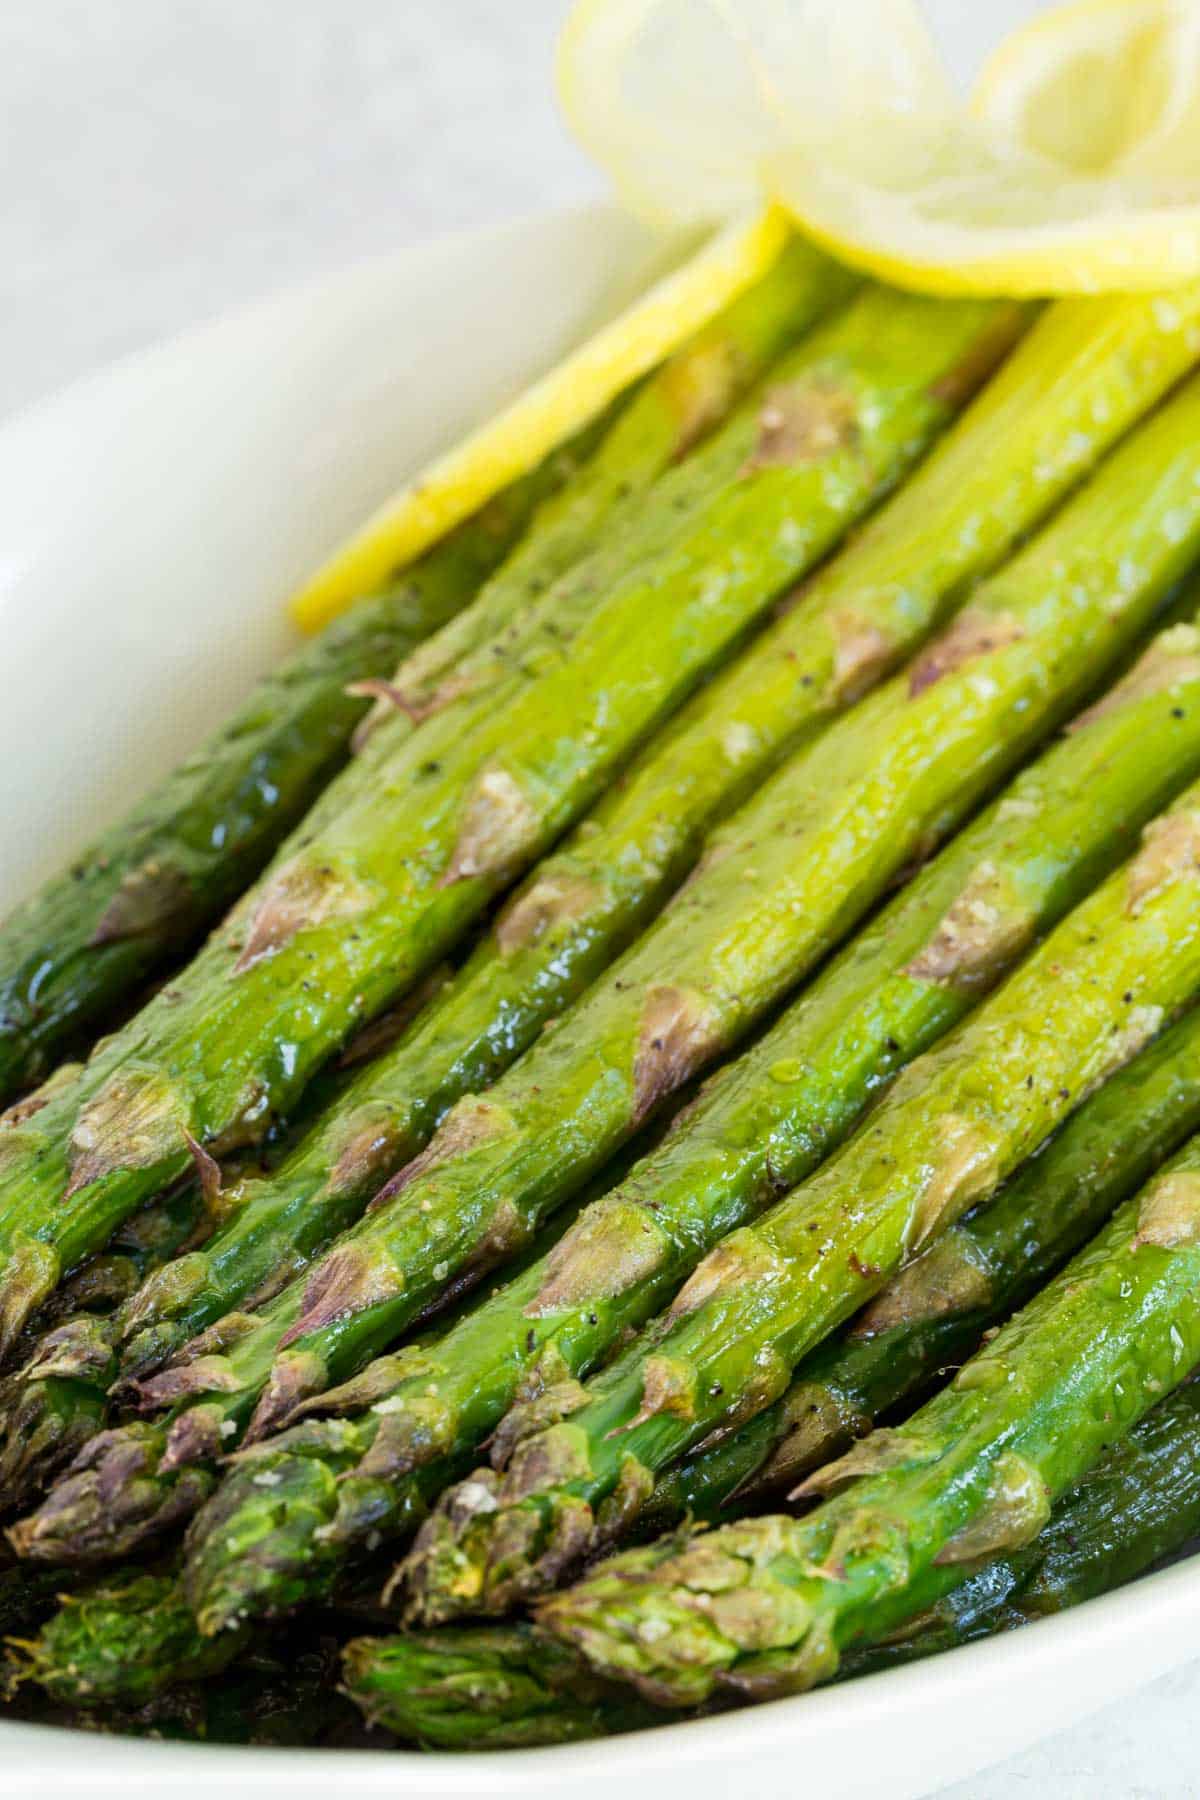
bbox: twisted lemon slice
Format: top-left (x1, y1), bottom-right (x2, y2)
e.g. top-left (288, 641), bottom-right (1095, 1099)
top-left (560, 0), bottom-right (1200, 294)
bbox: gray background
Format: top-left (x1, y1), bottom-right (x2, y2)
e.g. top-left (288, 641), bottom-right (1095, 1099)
top-left (3, 1), bottom-right (1197, 1791)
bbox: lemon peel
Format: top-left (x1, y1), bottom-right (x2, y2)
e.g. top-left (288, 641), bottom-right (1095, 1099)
top-left (289, 205), bottom-right (789, 632)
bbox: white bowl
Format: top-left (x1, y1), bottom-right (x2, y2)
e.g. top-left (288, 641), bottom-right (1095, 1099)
top-left (1, 202), bottom-right (1196, 1800)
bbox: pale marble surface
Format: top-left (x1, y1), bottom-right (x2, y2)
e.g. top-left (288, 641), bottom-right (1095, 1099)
top-left (5, 1), bottom-right (1199, 1791)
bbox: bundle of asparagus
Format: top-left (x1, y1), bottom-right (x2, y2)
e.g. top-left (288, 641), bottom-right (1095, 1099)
top-left (8, 228), bottom-right (1200, 1756)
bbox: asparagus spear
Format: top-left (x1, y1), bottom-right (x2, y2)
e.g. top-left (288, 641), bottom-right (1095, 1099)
top-left (400, 733), bottom-right (1200, 1624)
top-left (181, 613), bottom-right (1200, 1634)
top-left (0, 286), bottom-right (1014, 1355)
top-left (339, 1379), bottom-right (1200, 1749)
top-left (538, 1133), bottom-right (1200, 1705)
top-left (342, 1625), bottom-right (663, 1750)
top-left (0, 449), bottom-right (581, 1108)
top-left (841, 1376), bottom-right (1200, 1673)
top-left (19, 367), bottom-right (1200, 1575)
top-left (712, 999), bottom-right (1200, 1500)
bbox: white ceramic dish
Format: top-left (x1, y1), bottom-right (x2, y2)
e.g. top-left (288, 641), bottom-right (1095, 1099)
top-left (1, 201), bottom-right (1198, 1800)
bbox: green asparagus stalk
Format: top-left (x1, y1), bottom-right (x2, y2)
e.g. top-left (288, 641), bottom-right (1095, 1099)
top-left (840, 1376), bottom-right (1200, 1674)
top-left (19, 365), bottom-right (1200, 1575)
top-left (0, 285), bottom-right (1012, 1355)
top-left (180, 612), bottom-right (1200, 1634)
top-left (400, 735), bottom-right (1200, 1624)
top-left (339, 1379), bottom-right (1200, 1749)
top-left (0, 441), bottom-right (588, 1108)
top-left (537, 1133), bottom-right (1200, 1706)
top-left (699, 999), bottom-right (1200, 1502)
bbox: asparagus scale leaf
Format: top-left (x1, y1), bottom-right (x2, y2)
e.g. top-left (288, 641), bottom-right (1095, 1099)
top-left (0, 283), bottom-right (1006, 1351)
top-left (182, 610), bottom-right (1200, 1634)
top-left (20, 358), bottom-right (1200, 1575)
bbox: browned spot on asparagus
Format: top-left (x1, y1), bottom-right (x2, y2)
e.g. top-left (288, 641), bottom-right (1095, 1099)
top-left (1127, 808), bottom-right (1200, 915)
top-left (279, 1241), bottom-right (404, 1350)
top-left (910, 1115), bottom-right (1001, 1250)
top-left (440, 766), bottom-right (540, 888)
top-left (632, 985), bottom-right (720, 1125)
top-left (494, 873), bottom-right (603, 957)
top-left (64, 1071), bottom-right (188, 1201)
top-left (905, 861), bottom-right (1035, 991)
top-left (793, 1428), bottom-right (937, 1498)
top-left (741, 379), bottom-right (859, 473)
top-left (850, 1233), bottom-right (994, 1337)
top-left (0, 1063), bottom-right (83, 1130)
top-left (1134, 1168), bottom-right (1200, 1250)
top-left (87, 859), bottom-right (194, 948)
top-left (526, 1197), bottom-right (667, 1317)
top-left (368, 1096), bottom-right (514, 1213)
top-left (1069, 622), bottom-right (1200, 732)
top-left (933, 1450), bottom-right (1050, 1564)
top-left (232, 860), bottom-right (372, 973)
top-left (908, 608), bottom-right (1024, 698)
top-left (828, 611), bottom-right (895, 704)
